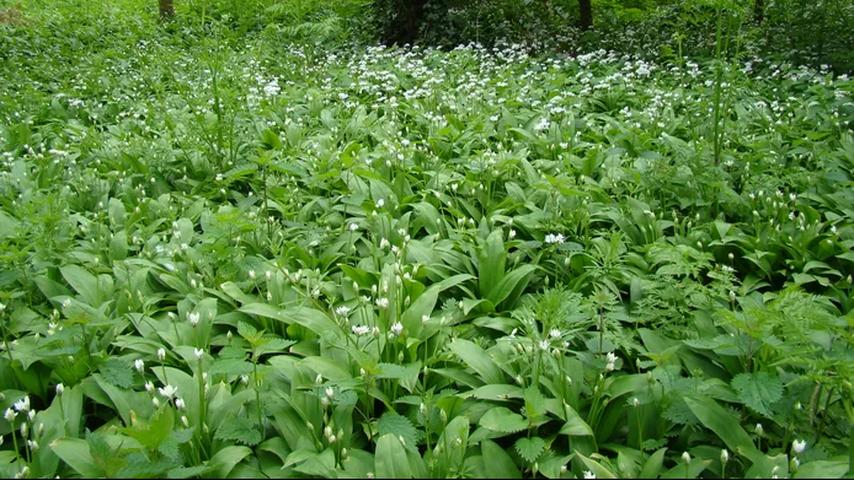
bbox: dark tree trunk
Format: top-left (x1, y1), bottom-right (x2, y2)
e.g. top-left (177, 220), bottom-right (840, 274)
top-left (753, 0), bottom-right (765, 24)
top-left (578, 0), bottom-right (592, 30)
top-left (383, 0), bottom-right (428, 46)
top-left (159, 0), bottom-right (174, 19)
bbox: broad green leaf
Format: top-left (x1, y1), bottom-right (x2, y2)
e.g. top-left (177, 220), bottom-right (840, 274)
top-left (448, 339), bottom-right (504, 385)
top-left (302, 356), bottom-right (352, 381)
top-left (558, 403), bottom-right (594, 436)
top-left (60, 265), bottom-right (100, 306)
top-left (481, 439), bottom-right (521, 478)
top-left (208, 445), bottom-right (252, 478)
top-left (461, 384), bottom-right (524, 401)
top-left (479, 229), bottom-right (507, 297)
top-left (683, 395), bottom-right (762, 463)
top-left (638, 448), bottom-right (667, 478)
top-left (487, 264), bottom-right (536, 309)
top-left (375, 433), bottom-right (413, 479)
top-left (661, 459), bottom-right (712, 478)
top-left (576, 452), bottom-right (618, 479)
top-left (794, 459), bottom-right (850, 478)
top-left (50, 438), bottom-right (102, 477)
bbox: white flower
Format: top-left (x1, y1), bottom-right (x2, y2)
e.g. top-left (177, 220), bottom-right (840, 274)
top-left (605, 352), bottom-right (618, 371)
top-left (379, 238), bottom-right (390, 249)
top-left (755, 423), bottom-right (764, 436)
top-left (720, 449), bottom-right (729, 463)
top-left (325, 387), bottom-right (334, 398)
top-left (158, 385), bottom-right (178, 399)
top-left (544, 233), bottom-right (566, 244)
top-left (390, 322), bottom-right (403, 336)
top-left (194, 348), bottom-right (204, 360)
top-left (375, 198), bottom-right (385, 208)
top-left (508, 229), bottom-right (516, 239)
top-left (351, 325), bottom-right (370, 336)
top-left (583, 470), bottom-right (596, 479)
top-left (792, 439), bottom-right (807, 454)
top-left (181, 415), bottom-right (190, 427)
top-left (4, 408), bottom-right (16, 422)
top-left (630, 397), bottom-right (639, 407)
top-left (134, 359), bottom-right (145, 373)
top-left (549, 328), bottom-right (561, 339)
top-left (349, 223), bottom-right (359, 232)
top-left (27, 440), bottom-right (38, 451)
top-left (335, 305), bottom-right (351, 317)
top-left (187, 312), bottom-right (200, 327)
top-left (376, 297), bottom-right (389, 309)
top-left (145, 381), bottom-right (155, 393)
top-left (248, 270), bottom-right (256, 279)
top-left (13, 396), bottom-right (30, 412)
top-left (263, 79), bottom-right (280, 97)
top-left (157, 348), bottom-right (166, 361)
top-left (539, 339), bottom-right (550, 350)
top-left (682, 451), bottom-right (691, 464)
top-left (175, 398), bottom-right (186, 410)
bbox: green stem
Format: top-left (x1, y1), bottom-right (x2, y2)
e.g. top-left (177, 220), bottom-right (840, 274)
top-left (253, 360), bottom-right (264, 434)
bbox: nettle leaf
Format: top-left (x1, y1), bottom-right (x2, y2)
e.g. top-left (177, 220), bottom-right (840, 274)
top-left (514, 437), bottom-right (545, 463)
top-left (98, 358), bottom-right (134, 389)
top-left (377, 411), bottom-right (418, 451)
top-left (214, 415), bottom-right (263, 446)
top-left (731, 372), bottom-right (783, 418)
top-left (480, 406), bottom-right (528, 433)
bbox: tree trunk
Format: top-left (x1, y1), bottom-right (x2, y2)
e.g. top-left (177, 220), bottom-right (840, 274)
top-left (753, 0), bottom-right (765, 24)
top-left (578, 0), bottom-right (592, 31)
top-left (159, 0), bottom-right (175, 19)
top-left (383, 0), bottom-right (428, 46)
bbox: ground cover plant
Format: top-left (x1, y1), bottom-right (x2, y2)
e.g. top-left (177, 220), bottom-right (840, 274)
top-left (0, 0), bottom-right (853, 478)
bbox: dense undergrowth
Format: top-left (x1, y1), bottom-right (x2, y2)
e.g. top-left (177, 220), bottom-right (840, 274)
top-left (0, 0), bottom-right (853, 478)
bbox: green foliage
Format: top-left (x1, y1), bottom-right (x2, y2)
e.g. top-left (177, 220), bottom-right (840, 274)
top-left (0, 0), bottom-right (851, 478)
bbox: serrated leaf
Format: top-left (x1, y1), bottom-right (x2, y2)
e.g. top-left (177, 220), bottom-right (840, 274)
top-left (514, 437), bottom-right (545, 463)
top-left (480, 407), bottom-right (528, 433)
top-left (98, 358), bottom-right (134, 389)
top-left (377, 412), bottom-right (418, 452)
top-left (214, 415), bottom-right (263, 446)
top-left (731, 372), bottom-right (783, 418)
